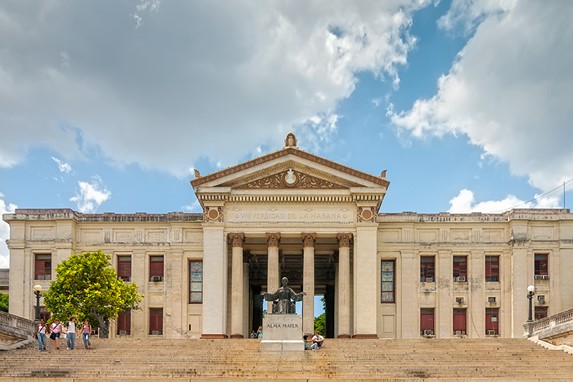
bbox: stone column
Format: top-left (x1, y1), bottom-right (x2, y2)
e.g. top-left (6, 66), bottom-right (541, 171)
top-left (353, 224), bottom-right (379, 338)
top-left (302, 233), bottom-right (316, 334)
top-left (228, 233), bottom-right (245, 338)
top-left (266, 233), bottom-right (281, 313)
top-left (337, 233), bottom-right (352, 337)
top-left (201, 225), bottom-right (228, 339)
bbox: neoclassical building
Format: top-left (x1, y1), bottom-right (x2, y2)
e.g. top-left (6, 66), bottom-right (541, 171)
top-left (4, 134), bottom-right (573, 339)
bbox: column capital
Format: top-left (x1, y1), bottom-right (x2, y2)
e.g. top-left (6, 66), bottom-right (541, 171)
top-left (227, 233), bottom-right (245, 248)
top-left (337, 233), bottom-right (353, 248)
top-left (266, 233), bottom-right (281, 248)
top-left (302, 233), bottom-right (317, 248)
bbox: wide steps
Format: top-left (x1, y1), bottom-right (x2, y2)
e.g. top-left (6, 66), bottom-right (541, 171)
top-left (0, 338), bottom-right (571, 381)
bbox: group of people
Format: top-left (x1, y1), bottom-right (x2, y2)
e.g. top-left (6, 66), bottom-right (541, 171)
top-left (303, 331), bottom-right (324, 350)
top-left (34, 317), bottom-right (93, 352)
top-left (250, 326), bottom-right (263, 339)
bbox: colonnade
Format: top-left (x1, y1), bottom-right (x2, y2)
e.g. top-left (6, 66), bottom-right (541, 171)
top-left (227, 232), bottom-right (353, 338)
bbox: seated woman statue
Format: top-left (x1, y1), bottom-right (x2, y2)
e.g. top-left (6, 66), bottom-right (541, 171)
top-left (263, 277), bottom-right (306, 314)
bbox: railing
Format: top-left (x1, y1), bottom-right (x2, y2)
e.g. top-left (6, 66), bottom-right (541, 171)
top-left (524, 307), bottom-right (573, 339)
top-left (0, 311), bottom-right (36, 340)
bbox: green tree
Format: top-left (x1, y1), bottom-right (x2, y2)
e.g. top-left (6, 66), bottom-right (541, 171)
top-left (43, 250), bottom-right (143, 338)
top-left (314, 312), bottom-right (325, 334)
top-left (0, 293), bottom-right (8, 312)
top-left (313, 296), bottom-right (326, 334)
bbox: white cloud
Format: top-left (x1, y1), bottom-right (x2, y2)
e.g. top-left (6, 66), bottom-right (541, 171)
top-left (448, 188), bottom-right (560, 214)
top-left (69, 176), bottom-right (111, 213)
top-left (182, 200), bottom-right (202, 213)
top-left (0, 193), bottom-right (17, 268)
top-left (52, 156), bottom-right (72, 174)
top-left (0, 1), bottom-right (428, 176)
top-left (390, 1), bottom-right (573, 193)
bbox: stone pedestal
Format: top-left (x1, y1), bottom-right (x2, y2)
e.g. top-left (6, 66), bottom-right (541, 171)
top-left (260, 314), bottom-right (304, 352)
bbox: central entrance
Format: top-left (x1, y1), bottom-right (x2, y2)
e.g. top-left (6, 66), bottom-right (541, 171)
top-left (240, 235), bottom-right (340, 338)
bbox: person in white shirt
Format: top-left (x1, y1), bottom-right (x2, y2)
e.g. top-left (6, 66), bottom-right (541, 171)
top-left (312, 331), bottom-right (324, 348)
top-left (66, 317), bottom-right (77, 350)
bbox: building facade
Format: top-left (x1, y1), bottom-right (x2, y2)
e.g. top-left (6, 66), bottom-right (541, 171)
top-left (4, 134), bottom-right (573, 339)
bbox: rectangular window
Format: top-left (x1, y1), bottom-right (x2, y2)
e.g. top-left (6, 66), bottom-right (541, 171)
top-left (149, 255), bottom-right (164, 281)
top-left (534, 254), bottom-right (549, 276)
top-left (485, 256), bottom-right (500, 282)
top-left (117, 255), bottom-right (132, 282)
top-left (149, 308), bottom-right (163, 335)
top-left (117, 310), bottom-right (131, 335)
top-left (34, 254), bottom-right (52, 280)
top-left (453, 308), bottom-right (467, 335)
top-left (453, 256), bottom-right (468, 280)
top-left (420, 308), bottom-right (435, 335)
top-left (189, 260), bottom-right (203, 303)
top-left (420, 256), bottom-right (435, 282)
top-left (381, 260), bottom-right (395, 303)
top-left (485, 308), bottom-right (499, 336)
top-left (534, 306), bottom-right (548, 320)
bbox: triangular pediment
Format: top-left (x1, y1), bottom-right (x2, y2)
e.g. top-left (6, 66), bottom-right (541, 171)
top-left (191, 135), bottom-right (390, 213)
top-left (192, 147), bottom-right (389, 191)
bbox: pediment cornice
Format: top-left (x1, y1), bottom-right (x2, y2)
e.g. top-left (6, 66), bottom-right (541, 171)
top-left (191, 147), bottom-right (389, 189)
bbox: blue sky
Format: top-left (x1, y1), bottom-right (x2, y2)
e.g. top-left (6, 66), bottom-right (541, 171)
top-left (1, 0), bottom-right (573, 269)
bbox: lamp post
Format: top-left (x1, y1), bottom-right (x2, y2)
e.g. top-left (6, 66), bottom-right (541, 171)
top-left (33, 284), bottom-right (42, 322)
top-left (527, 284), bottom-right (535, 323)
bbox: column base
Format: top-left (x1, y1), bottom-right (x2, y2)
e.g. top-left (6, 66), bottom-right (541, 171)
top-left (352, 334), bottom-right (378, 339)
top-left (337, 334), bottom-right (351, 338)
top-left (200, 334), bottom-right (228, 339)
top-left (230, 334), bottom-right (244, 339)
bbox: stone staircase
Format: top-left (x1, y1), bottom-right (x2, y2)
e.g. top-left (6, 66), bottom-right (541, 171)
top-left (0, 337), bottom-right (572, 381)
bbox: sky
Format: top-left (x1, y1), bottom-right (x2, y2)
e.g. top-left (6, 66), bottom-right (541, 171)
top-left (1, 0), bottom-right (573, 270)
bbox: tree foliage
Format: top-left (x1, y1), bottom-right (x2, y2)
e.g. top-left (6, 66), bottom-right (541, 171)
top-left (43, 250), bottom-right (142, 337)
top-left (0, 293), bottom-right (8, 312)
top-left (314, 312), bottom-right (325, 334)
top-left (313, 296), bottom-right (326, 334)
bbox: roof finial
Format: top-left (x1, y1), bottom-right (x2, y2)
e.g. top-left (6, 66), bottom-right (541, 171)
top-left (193, 169), bottom-right (202, 179)
top-left (284, 132), bottom-right (298, 148)
top-left (380, 169), bottom-right (387, 178)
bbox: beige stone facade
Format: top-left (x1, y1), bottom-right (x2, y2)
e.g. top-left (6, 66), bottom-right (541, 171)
top-left (4, 135), bottom-right (573, 339)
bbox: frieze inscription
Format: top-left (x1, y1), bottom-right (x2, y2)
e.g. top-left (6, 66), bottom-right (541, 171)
top-left (228, 210), bottom-right (353, 223)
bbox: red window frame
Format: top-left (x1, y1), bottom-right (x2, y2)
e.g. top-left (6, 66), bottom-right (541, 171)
top-left (117, 255), bottom-right (132, 282)
top-left (420, 308), bottom-right (434, 335)
top-left (485, 256), bottom-right (499, 282)
top-left (381, 260), bottom-right (395, 303)
top-left (149, 255), bottom-right (164, 280)
top-left (189, 260), bottom-right (203, 304)
top-left (34, 254), bottom-right (52, 280)
top-left (485, 308), bottom-right (499, 335)
top-left (534, 306), bottom-right (548, 320)
top-left (420, 256), bottom-right (435, 282)
top-left (534, 254), bottom-right (548, 276)
top-left (453, 308), bottom-right (466, 335)
top-left (453, 256), bottom-right (467, 278)
top-left (117, 310), bottom-right (131, 335)
top-left (149, 308), bottom-right (163, 335)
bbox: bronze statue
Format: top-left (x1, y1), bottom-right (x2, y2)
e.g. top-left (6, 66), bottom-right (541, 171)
top-left (264, 277), bottom-right (306, 314)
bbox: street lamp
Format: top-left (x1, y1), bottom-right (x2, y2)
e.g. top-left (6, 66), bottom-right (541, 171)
top-left (527, 284), bottom-right (535, 323)
top-left (33, 284), bottom-right (42, 321)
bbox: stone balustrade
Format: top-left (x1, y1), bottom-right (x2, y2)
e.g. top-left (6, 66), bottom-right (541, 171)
top-left (0, 311), bottom-right (35, 341)
top-left (524, 307), bottom-right (573, 340)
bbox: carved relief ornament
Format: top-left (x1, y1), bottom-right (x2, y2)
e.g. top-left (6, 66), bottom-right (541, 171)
top-left (239, 169), bottom-right (344, 189)
top-left (266, 233), bottom-right (281, 248)
top-left (357, 207), bottom-right (376, 223)
top-left (228, 233), bottom-right (245, 248)
top-left (337, 233), bottom-right (353, 248)
top-left (204, 207), bottom-right (224, 223)
top-left (302, 233), bottom-right (317, 248)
